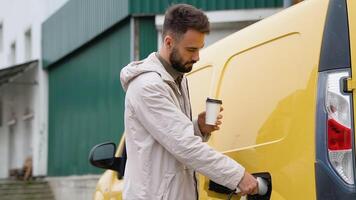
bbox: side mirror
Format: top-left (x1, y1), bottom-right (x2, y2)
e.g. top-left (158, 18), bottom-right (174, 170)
top-left (89, 142), bottom-right (116, 170)
top-left (89, 141), bottom-right (127, 179)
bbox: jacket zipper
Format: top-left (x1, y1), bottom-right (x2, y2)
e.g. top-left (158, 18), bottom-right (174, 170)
top-left (194, 171), bottom-right (199, 200)
top-left (168, 77), bottom-right (200, 199)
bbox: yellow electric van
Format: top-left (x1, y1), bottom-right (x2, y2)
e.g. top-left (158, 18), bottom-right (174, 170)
top-left (89, 0), bottom-right (356, 199)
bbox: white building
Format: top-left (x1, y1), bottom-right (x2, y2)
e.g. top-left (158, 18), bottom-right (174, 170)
top-left (0, 0), bottom-right (68, 179)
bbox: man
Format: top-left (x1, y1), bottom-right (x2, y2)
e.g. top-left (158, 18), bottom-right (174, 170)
top-left (120, 4), bottom-right (258, 200)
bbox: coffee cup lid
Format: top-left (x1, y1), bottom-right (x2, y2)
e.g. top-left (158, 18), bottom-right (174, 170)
top-left (206, 98), bottom-right (222, 104)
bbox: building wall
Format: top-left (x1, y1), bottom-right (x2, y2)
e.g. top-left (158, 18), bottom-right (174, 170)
top-left (0, 1), bottom-right (41, 68)
top-left (0, 0), bottom-right (69, 178)
top-left (47, 175), bottom-right (100, 200)
top-left (156, 8), bottom-right (283, 48)
top-left (42, 0), bottom-right (284, 69)
top-left (0, 0), bottom-right (69, 69)
top-left (0, 66), bottom-right (37, 177)
top-left (1, 68), bottom-right (36, 165)
top-left (48, 20), bottom-right (131, 176)
top-left (42, 0), bottom-right (130, 68)
top-left (129, 0), bottom-right (283, 13)
top-left (0, 125), bottom-right (9, 178)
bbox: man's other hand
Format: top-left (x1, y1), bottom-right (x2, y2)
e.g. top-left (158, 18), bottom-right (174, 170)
top-left (198, 107), bottom-right (223, 134)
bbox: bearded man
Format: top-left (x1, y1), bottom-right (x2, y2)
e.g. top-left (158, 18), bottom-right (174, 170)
top-left (120, 4), bottom-right (258, 200)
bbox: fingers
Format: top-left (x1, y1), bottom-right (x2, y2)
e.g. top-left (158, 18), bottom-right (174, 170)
top-left (214, 120), bottom-right (222, 130)
top-left (253, 186), bottom-right (259, 195)
top-left (198, 111), bottom-right (206, 118)
top-left (212, 116), bottom-right (223, 131)
top-left (237, 172), bottom-right (258, 196)
top-left (220, 106), bottom-right (224, 112)
top-left (244, 184), bottom-right (258, 195)
top-left (239, 185), bottom-right (257, 196)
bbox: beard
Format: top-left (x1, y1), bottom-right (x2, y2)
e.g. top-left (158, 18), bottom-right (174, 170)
top-left (169, 47), bottom-right (195, 73)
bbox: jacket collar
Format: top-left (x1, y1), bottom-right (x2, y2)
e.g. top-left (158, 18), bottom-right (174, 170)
top-left (155, 52), bottom-right (184, 84)
top-left (147, 52), bottom-right (177, 83)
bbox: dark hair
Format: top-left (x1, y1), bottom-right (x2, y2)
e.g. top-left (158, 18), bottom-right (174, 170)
top-left (162, 4), bottom-right (210, 40)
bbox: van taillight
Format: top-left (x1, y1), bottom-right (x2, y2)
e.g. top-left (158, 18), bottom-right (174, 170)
top-left (325, 71), bottom-right (354, 184)
top-left (327, 118), bottom-right (352, 150)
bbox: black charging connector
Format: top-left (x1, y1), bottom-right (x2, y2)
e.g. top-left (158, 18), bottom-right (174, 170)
top-left (247, 173), bottom-right (272, 200)
top-left (208, 172), bottom-right (272, 200)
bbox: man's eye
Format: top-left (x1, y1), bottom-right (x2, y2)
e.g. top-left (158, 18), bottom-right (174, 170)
top-left (188, 49), bottom-right (197, 52)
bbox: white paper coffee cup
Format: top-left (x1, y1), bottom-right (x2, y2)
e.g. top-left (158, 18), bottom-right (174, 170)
top-left (205, 98), bottom-right (222, 125)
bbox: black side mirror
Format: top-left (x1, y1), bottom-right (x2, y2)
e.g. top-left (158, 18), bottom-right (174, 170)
top-left (89, 142), bottom-right (117, 170)
top-left (89, 141), bottom-right (127, 179)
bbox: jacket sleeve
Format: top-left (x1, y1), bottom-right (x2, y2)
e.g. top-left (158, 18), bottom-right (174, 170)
top-left (129, 78), bottom-right (245, 190)
top-left (192, 118), bottom-right (211, 142)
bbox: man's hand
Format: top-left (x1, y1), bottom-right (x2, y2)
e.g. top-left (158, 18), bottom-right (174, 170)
top-left (198, 107), bottom-right (223, 134)
top-left (237, 171), bottom-right (258, 196)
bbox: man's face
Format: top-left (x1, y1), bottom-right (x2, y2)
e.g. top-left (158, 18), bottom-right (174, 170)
top-left (168, 29), bottom-right (205, 73)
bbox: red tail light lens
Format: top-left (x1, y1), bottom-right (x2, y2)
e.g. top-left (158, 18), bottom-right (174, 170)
top-left (327, 118), bottom-right (352, 150)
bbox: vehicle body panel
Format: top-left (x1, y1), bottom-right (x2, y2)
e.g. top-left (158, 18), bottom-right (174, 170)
top-left (189, 0), bottom-right (328, 199)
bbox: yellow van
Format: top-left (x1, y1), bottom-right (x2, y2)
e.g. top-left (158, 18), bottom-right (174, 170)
top-left (89, 0), bottom-right (356, 199)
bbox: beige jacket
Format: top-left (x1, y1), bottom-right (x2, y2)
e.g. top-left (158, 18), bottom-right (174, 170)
top-left (120, 52), bottom-right (245, 200)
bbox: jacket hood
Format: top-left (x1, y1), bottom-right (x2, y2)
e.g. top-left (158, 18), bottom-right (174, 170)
top-left (120, 52), bottom-right (174, 91)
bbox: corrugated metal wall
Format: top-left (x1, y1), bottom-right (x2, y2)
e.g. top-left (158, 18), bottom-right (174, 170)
top-left (48, 21), bottom-right (130, 176)
top-left (42, 0), bottom-right (283, 69)
top-left (42, 0), bottom-right (129, 68)
top-left (137, 17), bottom-right (158, 59)
top-left (130, 0), bottom-right (283, 13)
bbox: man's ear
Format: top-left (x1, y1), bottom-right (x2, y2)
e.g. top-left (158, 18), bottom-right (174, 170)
top-left (164, 35), bottom-right (174, 49)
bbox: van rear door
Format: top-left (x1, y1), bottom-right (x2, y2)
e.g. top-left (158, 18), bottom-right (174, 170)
top-left (347, 0), bottom-right (356, 193)
top-left (316, 0), bottom-right (356, 199)
top-left (347, 0), bottom-right (356, 188)
top-left (348, 0), bottom-right (356, 128)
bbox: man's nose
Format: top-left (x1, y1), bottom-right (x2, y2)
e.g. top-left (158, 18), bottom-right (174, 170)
top-left (192, 52), bottom-right (200, 62)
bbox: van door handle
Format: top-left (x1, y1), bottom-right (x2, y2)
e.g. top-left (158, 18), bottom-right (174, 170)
top-left (345, 78), bottom-right (355, 93)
